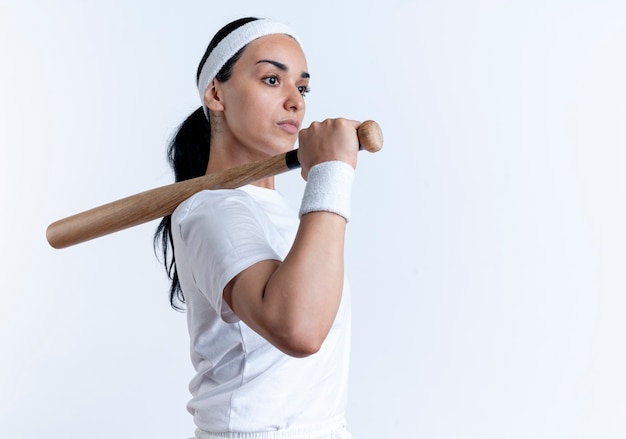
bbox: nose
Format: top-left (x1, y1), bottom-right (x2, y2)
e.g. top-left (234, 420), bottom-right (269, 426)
top-left (285, 86), bottom-right (305, 112)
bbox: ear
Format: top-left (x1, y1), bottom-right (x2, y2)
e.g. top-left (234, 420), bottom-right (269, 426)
top-left (203, 79), bottom-right (225, 112)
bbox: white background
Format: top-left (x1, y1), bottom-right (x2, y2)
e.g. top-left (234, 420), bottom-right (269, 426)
top-left (1, 0), bottom-right (626, 438)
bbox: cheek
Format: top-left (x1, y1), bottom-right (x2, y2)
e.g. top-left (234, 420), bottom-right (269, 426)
top-left (232, 100), bottom-right (266, 131)
top-left (222, 81), bottom-right (279, 134)
top-left (236, 93), bottom-right (275, 125)
top-left (224, 96), bottom-right (274, 144)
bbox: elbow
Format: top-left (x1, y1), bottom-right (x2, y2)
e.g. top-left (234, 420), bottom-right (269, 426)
top-left (274, 328), bottom-right (327, 358)
top-left (280, 340), bottom-right (322, 358)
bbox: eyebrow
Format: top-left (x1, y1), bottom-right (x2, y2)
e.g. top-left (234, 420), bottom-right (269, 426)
top-left (257, 59), bottom-right (310, 79)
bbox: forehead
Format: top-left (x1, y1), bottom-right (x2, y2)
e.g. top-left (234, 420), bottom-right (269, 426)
top-left (238, 34), bottom-right (308, 70)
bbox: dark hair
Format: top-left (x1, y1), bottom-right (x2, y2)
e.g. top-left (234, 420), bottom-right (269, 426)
top-left (154, 16), bottom-right (260, 310)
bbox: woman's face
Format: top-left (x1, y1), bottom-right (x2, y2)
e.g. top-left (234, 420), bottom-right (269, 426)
top-left (212, 34), bottom-right (310, 159)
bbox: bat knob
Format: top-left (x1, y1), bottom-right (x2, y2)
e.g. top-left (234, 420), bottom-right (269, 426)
top-left (357, 120), bottom-right (383, 153)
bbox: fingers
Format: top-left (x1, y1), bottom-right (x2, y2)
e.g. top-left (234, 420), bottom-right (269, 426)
top-left (297, 118), bottom-right (361, 180)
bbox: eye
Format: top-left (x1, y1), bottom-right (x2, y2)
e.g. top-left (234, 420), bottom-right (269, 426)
top-left (263, 75), bottom-right (280, 86)
top-left (298, 85), bottom-right (311, 97)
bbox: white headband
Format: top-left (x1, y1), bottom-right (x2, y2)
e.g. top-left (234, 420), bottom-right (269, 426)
top-left (197, 19), bottom-right (300, 116)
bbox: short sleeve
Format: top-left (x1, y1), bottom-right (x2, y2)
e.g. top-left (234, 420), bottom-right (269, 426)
top-left (173, 190), bottom-right (281, 322)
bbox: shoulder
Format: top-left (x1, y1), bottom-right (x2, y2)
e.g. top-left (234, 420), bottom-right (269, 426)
top-left (171, 188), bottom-right (275, 249)
top-left (173, 189), bottom-right (260, 225)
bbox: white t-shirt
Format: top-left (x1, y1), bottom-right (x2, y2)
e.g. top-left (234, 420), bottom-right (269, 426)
top-left (171, 185), bottom-right (351, 433)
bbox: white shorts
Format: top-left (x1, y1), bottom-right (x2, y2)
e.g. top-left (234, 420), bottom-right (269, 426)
top-left (193, 419), bottom-right (353, 439)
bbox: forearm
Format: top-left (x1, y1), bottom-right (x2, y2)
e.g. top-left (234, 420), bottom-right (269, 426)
top-left (263, 211), bottom-right (346, 346)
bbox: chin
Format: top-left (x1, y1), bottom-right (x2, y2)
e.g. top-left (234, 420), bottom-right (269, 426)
top-left (269, 137), bottom-right (297, 154)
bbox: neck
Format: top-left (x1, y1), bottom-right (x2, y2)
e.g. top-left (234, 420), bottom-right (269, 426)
top-left (205, 136), bottom-right (276, 190)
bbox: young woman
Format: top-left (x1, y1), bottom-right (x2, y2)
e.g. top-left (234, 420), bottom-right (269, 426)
top-left (155, 17), bottom-right (361, 439)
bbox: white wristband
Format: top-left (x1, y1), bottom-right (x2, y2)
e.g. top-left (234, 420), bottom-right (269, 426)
top-left (299, 161), bottom-right (355, 222)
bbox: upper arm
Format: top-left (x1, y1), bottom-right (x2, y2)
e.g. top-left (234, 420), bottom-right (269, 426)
top-left (223, 257), bottom-right (323, 358)
top-left (223, 259), bottom-right (283, 339)
top-left (176, 191), bottom-right (280, 321)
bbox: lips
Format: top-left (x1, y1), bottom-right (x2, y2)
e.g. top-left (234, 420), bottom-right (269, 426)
top-left (277, 119), bottom-right (300, 135)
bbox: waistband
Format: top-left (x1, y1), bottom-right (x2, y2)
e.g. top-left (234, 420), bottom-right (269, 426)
top-left (194, 417), bottom-right (352, 439)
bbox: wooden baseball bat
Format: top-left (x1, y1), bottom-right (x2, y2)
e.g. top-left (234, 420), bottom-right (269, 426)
top-left (46, 120), bottom-right (383, 249)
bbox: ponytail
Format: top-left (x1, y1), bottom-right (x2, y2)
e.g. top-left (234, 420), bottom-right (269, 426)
top-left (154, 107), bottom-right (210, 310)
top-left (154, 16), bottom-right (260, 310)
